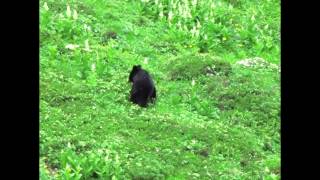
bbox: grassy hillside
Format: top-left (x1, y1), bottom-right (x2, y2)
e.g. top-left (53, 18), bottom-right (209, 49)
top-left (40, 0), bottom-right (280, 179)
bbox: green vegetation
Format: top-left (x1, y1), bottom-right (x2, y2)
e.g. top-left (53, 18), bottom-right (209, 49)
top-left (40, 0), bottom-right (280, 179)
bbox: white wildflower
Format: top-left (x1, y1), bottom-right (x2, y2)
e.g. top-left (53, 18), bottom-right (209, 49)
top-left (182, 5), bottom-right (190, 19)
top-left (178, 3), bottom-right (183, 15)
top-left (91, 63), bottom-right (96, 71)
top-left (73, 9), bottom-right (78, 20)
top-left (196, 20), bottom-right (201, 29)
top-left (43, 2), bottom-right (49, 11)
top-left (204, 34), bottom-right (208, 40)
top-left (115, 154), bottom-right (120, 163)
top-left (191, 79), bottom-right (195, 86)
top-left (192, 0), bottom-right (197, 7)
top-left (66, 163), bottom-right (71, 172)
top-left (270, 173), bottom-right (277, 179)
top-left (84, 39), bottom-right (92, 52)
top-left (159, 11), bottom-right (164, 19)
top-left (196, 30), bottom-right (200, 37)
top-left (143, 57), bottom-right (149, 64)
top-left (183, 0), bottom-right (189, 6)
top-left (159, 2), bottom-right (163, 9)
top-left (66, 5), bottom-right (72, 18)
top-left (265, 167), bottom-right (270, 173)
top-left (172, 1), bottom-right (177, 9)
top-left (182, 9), bottom-right (187, 19)
top-left (190, 26), bottom-right (197, 37)
top-left (59, 13), bottom-right (64, 18)
top-left (210, 2), bottom-right (215, 9)
top-left (188, 11), bottom-right (192, 18)
top-left (168, 11), bottom-right (173, 22)
top-left (185, 11), bottom-right (190, 19)
top-left (210, 11), bottom-right (213, 18)
top-left (65, 44), bottom-right (79, 50)
top-left (84, 24), bottom-right (91, 32)
top-left (251, 15), bottom-right (255, 21)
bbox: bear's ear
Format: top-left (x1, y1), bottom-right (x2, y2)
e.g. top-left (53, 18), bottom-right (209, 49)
top-left (133, 65), bottom-right (141, 70)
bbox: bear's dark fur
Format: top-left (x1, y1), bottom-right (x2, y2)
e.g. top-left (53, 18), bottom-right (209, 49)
top-left (128, 65), bottom-right (156, 107)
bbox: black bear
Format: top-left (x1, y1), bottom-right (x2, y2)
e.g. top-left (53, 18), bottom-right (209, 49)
top-left (129, 65), bottom-right (156, 107)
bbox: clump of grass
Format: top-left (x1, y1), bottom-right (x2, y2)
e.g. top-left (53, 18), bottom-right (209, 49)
top-left (168, 53), bottom-right (232, 80)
